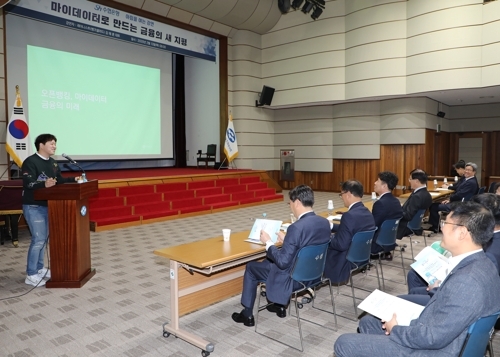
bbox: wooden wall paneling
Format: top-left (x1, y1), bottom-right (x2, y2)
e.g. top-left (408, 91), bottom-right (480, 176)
top-left (434, 131), bottom-right (451, 177)
top-left (481, 132), bottom-right (491, 186)
top-left (449, 133), bottom-right (459, 165)
top-left (421, 129), bottom-right (441, 175)
top-left (491, 132), bottom-right (500, 176)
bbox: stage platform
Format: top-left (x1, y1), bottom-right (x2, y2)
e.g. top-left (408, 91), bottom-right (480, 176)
top-left (73, 167), bottom-right (253, 183)
top-left (86, 168), bottom-right (284, 231)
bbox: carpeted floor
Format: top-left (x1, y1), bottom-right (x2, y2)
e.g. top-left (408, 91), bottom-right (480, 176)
top-left (0, 191), bottom-right (497, 356)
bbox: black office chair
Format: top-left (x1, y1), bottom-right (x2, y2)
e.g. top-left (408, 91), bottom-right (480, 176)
top-left (488, 182), bottom-right (497, 193)
top-left (196, 144), bottom-right (217, 168)
top-left (477, 186), bottom-right (487, 195)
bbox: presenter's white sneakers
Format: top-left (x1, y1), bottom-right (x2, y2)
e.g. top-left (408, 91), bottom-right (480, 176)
top-left (38, 268), bottom-right (51, 279)
top-left (25, 274), bottom-right (46, 287)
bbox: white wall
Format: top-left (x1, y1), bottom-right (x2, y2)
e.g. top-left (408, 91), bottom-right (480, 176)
top-left (227, 0), bottom-right (500, 172)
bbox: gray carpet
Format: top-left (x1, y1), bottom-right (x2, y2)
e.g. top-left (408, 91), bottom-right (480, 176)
top-left (0, 191), bottom-right (496, 356)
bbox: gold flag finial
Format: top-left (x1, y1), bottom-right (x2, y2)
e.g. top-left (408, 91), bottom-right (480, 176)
top-left (15, 85), bottom-right (22, 107)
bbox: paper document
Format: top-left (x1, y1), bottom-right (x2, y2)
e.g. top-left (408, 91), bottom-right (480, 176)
top-left (281, 223), bottom-right (291, 232)
top-left (434, 188), bottom-right (449, 191)
top-left (357, 289), bottom-right (425, 326)
top-left (411, 246), bottom-right (449, 285)
top-left (429, 192), bottom-right (441, 197)
top-left (327, 215), bottom-right (342, 221)
top-left (246, 219), bottom-right (283, 244)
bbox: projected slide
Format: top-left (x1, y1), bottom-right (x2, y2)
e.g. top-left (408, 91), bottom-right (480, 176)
top-left (6, 14), bottom-right (174, 161)
top-left (27, 45), bottom-right (161, 156)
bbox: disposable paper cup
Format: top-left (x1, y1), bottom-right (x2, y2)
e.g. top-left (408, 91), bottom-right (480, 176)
top-left (222, 229), bottom-right (231, 242)
top-left (371, 192), bottom-right (377, 200)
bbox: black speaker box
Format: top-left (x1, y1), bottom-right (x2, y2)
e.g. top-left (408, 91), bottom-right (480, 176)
top-left (437, 111), bottom-right (446, 118)
top-left (256, 85), bottom-right (275, 107)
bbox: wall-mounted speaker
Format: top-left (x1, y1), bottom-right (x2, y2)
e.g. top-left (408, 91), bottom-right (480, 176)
top-left (437, 111), bottom-right (446, 118)
top-left (256, 85), bottom-right (275, 107)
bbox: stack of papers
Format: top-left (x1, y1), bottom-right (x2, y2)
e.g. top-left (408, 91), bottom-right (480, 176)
top-left (358, 289), bottom-right (425, 326)
top-left (280, 223), bottom-right (291, 232)
top-left (246, 219), bottom-right (283, 244)
top-left (327, 215), bottom-right (342, 221)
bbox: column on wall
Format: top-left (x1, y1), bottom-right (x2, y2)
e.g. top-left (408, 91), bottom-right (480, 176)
top-left (228, 30), bottom-right (276, 170)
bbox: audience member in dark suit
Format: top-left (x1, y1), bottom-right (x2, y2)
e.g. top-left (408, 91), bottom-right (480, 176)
top-left (494, 182), bottom-right (500, 196)
top-left (443, 160), bottom-right (465, 190)
top-left (323, 180), bottom-right (376, 284)
top-left (334, 202), bottom-right (500, 357)
top-left (448, 159), bottom-right (465, 180)
top-left (396, 169), bottom-right (433, 239)
top-left (428, 162), bottom-right (479, 232)
top-left (370, 171), bottom-right (403, 256)
top-left (231, 185), bottom-right (330, 327)
top-left (401, 193), bottom-right (500, 306)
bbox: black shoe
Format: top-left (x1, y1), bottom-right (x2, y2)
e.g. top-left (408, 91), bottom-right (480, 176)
top-left (429, 227), bottom-right (439, 234)
top-left (266, 303), bottom-right (286, 318)
top-left (231, 311), bottom-right (255, 326)
top-left (384, 252), bottom-right (393, 261)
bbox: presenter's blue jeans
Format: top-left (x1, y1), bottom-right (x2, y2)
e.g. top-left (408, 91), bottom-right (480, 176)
top-left (23, 205), bottom-right (49, 276)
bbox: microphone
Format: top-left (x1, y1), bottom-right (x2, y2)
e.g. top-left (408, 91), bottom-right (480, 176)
top-left (62, 153), bottom-right (76, 164)
top-left (62, 153), bottom-right (86, 178)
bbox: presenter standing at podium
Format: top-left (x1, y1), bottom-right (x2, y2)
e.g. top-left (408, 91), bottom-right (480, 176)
top-left (21, 134), bottom-right (81, 287)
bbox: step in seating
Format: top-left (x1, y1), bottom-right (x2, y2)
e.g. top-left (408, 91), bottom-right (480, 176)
top-left (89, 175), bottom-right (283, 231)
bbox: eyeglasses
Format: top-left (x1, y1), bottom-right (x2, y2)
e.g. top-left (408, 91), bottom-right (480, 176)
top-left (464, 169), bottom-right (474, 172)
top-left (440, 220), bottom-right (466, 229)
top-left (339, 191), bottom-right (347, 198)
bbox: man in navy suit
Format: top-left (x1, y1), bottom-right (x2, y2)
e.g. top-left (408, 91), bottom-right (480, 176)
top-left (428, 162), bottom-right (479, 232)
top-left (396, 169), bottom-right (433, 239)
top-left (231, 185), bottom-right (330, 327)
top-left (370, 171), bottom-right (403, 255)
top-left (323, 180), bottom-right (376, 284)
top-left (334, 201), bottom-right (500, 357)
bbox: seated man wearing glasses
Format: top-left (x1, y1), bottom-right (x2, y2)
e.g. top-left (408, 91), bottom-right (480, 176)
top-left (428, 162), bottom-right (479, 233)
top-left (402, 193), bottom-right (500, 306)
top-left (323, 180), bottom-right (376, 284)
top-left (334, 201), bottom-right (500, 357)
top-left (231, 185), bottom-right (330, 326)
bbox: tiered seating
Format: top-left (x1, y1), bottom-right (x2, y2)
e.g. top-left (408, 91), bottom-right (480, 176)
top-left (89, 175), bottom-right (283, 231)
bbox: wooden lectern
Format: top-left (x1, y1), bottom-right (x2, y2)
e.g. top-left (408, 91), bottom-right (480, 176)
top-left (34, 180), bottom-right (98, 288)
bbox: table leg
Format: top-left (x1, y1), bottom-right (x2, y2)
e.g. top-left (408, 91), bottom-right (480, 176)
top-left (162, 260), bottom-right (215, 354)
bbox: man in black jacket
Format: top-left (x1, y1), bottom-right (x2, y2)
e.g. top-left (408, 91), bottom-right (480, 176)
top-left (428, 162), bottom-right (479, 232)
top-left (22, 134), bottom-right (81, 287)
top-left (397, 169), bottom-right (433, 239)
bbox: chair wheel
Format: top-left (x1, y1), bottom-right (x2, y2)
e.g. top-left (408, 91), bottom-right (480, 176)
top-left (163, 331), bottom-right (170, 338)
top-left (297, 303), bottom-right (303, 309)
top-left (202, 351), bottom-right (210, 357)
top-left (260, 291), bottom-right (267, 297)
top-left (301, 297), bottom-right (312, 304)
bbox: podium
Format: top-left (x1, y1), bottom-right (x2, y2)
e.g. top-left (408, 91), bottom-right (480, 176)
top-left (34, 180), bottom-right (98, 288)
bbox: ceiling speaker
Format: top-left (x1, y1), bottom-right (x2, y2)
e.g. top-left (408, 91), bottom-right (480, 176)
top-left (437, 111), bottom-right (446, 118)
